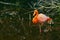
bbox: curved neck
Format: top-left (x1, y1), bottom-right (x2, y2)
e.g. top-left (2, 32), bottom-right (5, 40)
top-left (35, 11), bottom-right (38, 17)
top-left (35, 13), bottom-right (38, 16)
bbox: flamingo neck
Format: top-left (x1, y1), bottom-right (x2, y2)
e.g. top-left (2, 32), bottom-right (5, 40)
top-left (35, 13), bottom-right (38, 16)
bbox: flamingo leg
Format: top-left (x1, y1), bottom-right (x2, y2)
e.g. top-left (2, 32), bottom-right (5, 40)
top-left (39, 24), bottom-right (41, 33)
top-left (49, 24), bottom-right (52, 31)
top-left (39, 23), bottom-right (43, 33)
top-left (47, 19), bottom-right (53, 31)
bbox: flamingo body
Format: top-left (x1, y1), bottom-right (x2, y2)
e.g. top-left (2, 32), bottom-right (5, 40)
top-left (37, 13), bottom-right (51, 23)
top-left (32, 10), bottom-right (51, 24)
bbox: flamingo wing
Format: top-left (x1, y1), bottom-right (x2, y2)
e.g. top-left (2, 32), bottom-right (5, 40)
top-left (37, 13), bottom-right (49, 23)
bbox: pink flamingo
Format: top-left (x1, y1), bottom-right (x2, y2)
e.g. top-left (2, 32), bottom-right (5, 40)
top-left (32, 9), bottom-right (53, 33)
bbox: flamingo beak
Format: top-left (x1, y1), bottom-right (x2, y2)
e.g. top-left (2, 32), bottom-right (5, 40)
top-left (33, 13), bottom-right (35, 16)
top-left (33, 12), bottom-right (36, 16)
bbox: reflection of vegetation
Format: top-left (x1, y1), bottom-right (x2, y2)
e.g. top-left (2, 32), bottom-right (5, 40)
top-left (0, 0), bottom-right (60, 40)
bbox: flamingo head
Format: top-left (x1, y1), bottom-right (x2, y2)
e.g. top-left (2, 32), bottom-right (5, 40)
top-left (33, 9), bottom-right (38, 16)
